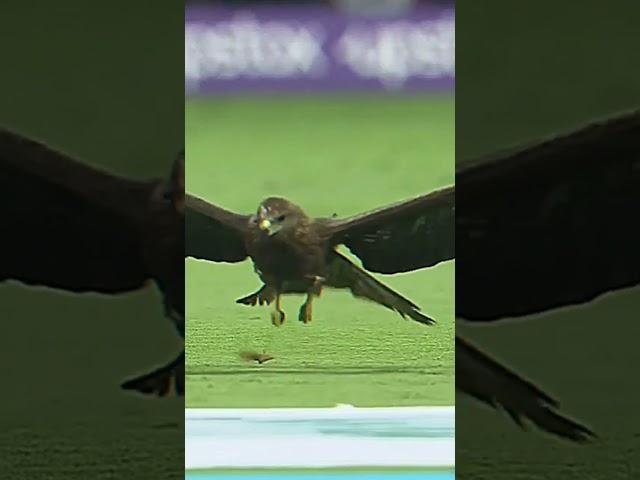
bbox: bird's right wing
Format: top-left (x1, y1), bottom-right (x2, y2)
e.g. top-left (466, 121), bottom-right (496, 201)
top-left (319, 186), bottom-right (455, 274)
top-left (456, 109), bottom-right (640, 321)
top-left (185, 194), bottom-right (250, 262)
top-left (456, 336), bottom-right (595, 442)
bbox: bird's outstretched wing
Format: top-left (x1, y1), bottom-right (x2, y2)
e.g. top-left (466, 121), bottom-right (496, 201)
top-left (456, 109), bottom-right (640, 321)
top-left (320, 186), bottom-right (454, 274)
top-left (457, 336), bottom-right (595, 442)
top-left (0, 128), bottom-right (153, 293)
top-left (185, 193), bottom-right (250, 262)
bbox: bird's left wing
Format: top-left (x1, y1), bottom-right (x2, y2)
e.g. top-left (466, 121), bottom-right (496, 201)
top-left (320, 186), bottom-right (454, 274)
top-left (457, 336), bottom-right (595, 442)
top-left (185, 194), bottom-right (250, 262)
top-left (0, 127), bottom-right (154, 293)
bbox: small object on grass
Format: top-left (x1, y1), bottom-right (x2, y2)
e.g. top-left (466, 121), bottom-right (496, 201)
top-left (239, 351), bottom-right (274, 364)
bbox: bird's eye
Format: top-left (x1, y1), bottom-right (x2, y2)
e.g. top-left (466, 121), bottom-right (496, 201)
top-left (276, 215), bottom-right (286, 222)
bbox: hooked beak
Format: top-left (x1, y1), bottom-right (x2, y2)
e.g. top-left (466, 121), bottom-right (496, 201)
top-left (258, 218), bottom-right (272, 232)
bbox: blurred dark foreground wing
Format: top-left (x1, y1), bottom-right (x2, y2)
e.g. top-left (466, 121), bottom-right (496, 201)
top-left (320, 186), bottom-right (454, 274)
top-left (0, 128), bottom-right (154, 293)
top-left (185, 193), bottom-right (250, 262)
top-left (456, 109), bottom-right (640, 321)
top-left (457, 336), bottom-right (596, 442)
top-left (122, 351), bottom-right (185, 396)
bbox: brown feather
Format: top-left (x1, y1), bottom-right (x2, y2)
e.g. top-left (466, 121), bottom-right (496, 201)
top-left (318, 186), bottom-right (454, 274)
top-left (326, 251), bottom-right (434, 325)
top-left (186, 193), bottom-right (250, 263)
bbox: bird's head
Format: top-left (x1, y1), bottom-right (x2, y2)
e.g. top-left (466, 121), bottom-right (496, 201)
top-left (163, 149), bottom-right (184, 214)
top-left (254, 197), bottom-right (304, 236)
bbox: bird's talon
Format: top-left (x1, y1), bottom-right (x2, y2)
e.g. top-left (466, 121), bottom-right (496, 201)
top-left (298, 304), bottom-right (312, 324)
top-left (271, 310), bottom-right (285, 326)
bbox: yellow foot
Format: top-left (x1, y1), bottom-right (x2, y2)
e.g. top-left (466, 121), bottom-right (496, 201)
top-left (271, 309), bottom-right (286, 326)
top-left (298, 303), bottom-right (313, 324)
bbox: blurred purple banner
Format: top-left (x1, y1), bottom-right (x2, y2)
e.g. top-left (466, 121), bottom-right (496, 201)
top-left (185, 4), bottom-right (455, 94)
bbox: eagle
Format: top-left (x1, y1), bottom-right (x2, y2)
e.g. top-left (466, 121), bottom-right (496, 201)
top-left (186, 188), bottom-right (454, 326)
top-left (0, 128), bottom-right (184, 397)
top-left (456, 108), bottom-right (640, 442)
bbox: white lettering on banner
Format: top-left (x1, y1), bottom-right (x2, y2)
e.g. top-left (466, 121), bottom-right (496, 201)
top-left (185, 14), bottom-right (328, 87)
top-left (185, 12), bottom-right (455, 90)
top-left (335, 18), bottom-right (455, 89)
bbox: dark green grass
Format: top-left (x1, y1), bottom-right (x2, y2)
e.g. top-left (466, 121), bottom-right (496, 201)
top-left (186, 94), bottom-right (454, 408)
top-left (0, 285), bottom-right (182, 479)
top-left (457, 290), bottom-right (640, 479)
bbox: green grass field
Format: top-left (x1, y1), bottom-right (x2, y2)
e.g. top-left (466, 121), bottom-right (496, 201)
top-left (186, 94), bottom-right (454, 408)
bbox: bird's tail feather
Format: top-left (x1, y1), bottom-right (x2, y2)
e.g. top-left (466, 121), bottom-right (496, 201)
top-left (457, 337), bottom-right (596, 442)
top-left (327, 252), bottom-right (435, 325)
top-left (121, 351), bottom-right (184, 397)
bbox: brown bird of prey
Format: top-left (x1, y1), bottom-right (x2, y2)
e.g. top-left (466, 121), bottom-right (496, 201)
top-left (1, 128), bottom-right (184, 397)
top-left (457, 109), bottom-right (640, 442)
top-left (186, 188), bottom-right (454, 327)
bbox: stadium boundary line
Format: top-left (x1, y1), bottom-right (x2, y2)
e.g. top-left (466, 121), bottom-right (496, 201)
top-left (186, 405), bottom-right (455, 470)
